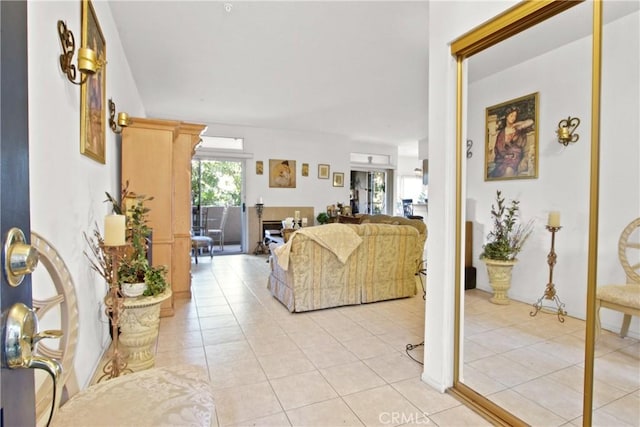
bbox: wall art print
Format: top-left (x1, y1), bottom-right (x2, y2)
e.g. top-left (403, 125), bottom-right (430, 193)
top-left (80, 0), bottom-right (107, 164)
top-left (269, 159), bottom-right (296, 188)
top-left (485, 92), bottom-right (538, 181)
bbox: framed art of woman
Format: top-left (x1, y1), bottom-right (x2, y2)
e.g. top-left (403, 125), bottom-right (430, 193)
top-left (485, 93), bottom-right (538, 180)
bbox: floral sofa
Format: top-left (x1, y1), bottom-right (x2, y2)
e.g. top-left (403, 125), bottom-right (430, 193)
top-left (268, 215), bottom-right (427, 312)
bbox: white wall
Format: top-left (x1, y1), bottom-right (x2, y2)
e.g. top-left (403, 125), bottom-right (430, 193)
top-left (424, 1), bottom-right (639, 392)
top-left (28, 1), bottom-right (144, 388)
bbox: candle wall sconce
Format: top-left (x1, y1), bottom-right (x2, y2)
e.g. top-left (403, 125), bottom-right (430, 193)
top-left (57, 20), bottom-right (104, 85)
top-left (108, 99), bottom-right (131, 134)
top-left (556, 116), bottom-right (580, 146)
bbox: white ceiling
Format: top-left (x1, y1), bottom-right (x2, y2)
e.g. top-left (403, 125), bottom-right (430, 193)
top-left (109, 1), bottom-right (430, 153)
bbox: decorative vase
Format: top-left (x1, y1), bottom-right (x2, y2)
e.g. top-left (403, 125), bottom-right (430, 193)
top-left (121, 281), bottom-right (147, 298)
top-left (482, 258), bottom-right (517, 304)
top-left (120, 289), bottom-right (172, 371)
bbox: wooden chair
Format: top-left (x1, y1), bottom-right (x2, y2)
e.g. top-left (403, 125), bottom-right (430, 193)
top-left (596, 217), bottom-right (640, 339)
top-left (208, 206), bottom-right (229, 251)
top-left (31, 232), bottom-right (215, 426)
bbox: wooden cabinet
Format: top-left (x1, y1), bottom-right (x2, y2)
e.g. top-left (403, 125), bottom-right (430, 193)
top-left (122, 118), bottom-right (206, 316)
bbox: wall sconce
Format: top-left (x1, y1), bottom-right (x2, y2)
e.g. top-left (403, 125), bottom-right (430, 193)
top-left (556, 116), bottom-right (580, 146)
top-left (57, 20), bottom-right (103, 85)
top-left (108, 99), bottom-right (131, 134)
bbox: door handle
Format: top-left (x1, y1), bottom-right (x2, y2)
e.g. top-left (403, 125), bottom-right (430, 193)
top-left (4, 302), bottom-right (63, 426)
top-left (3, 227), bottom-right (39, 286)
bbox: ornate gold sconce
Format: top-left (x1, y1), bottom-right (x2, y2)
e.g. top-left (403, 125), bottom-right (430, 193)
top-left (108, 99), bottom-right (131, 134)
top-left (556, 116), bottom-right (580, 146)
top-left (57, 20), bottom-right (104, 85)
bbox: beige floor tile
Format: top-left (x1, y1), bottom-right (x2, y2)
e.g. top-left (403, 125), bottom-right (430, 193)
top-left (212, 381), bottom-right (283, 425)
top-left (529, 334), bottom-right (586, 364)
top-left (340, 335), bottom-right (397, 360)
top-left (462, 339), bottom-right (497, 363)
top-left (595, 392), bottom-right (640, 426)
top-left (205, 340), bottom-right (255, 365)
top-left (287, 329), bottom-right (339, 349)
top-left (428, 404), bottom-right (493, 427)
top-left (257, 349), bottom-right (316, 379)
top-left (362, 352), bottom-right (423, 384)
top-left (391, 377), bottom-right (461, 415)
top-left (466, 354), bottom-right (540, 388)
top-left (502, 345), bottom-right (574, 376)
top-left (248, 334), bottom-right (299, 356)
top-left (342, 385), bottom-right (423, 427)
top-left (200, 313), bottom-right (241, 330)
top-left (319, 361), bottom-right (386, 396)
top-left (513, 377), bottom-right (583, 420)
top-left (202, 325), bottom-right (246, 346)
top-left (230, 411), bottom-right (292, 427)
top-left (593, 350), bottom-right (640, 392)
top-left (153, 346), bottom-right (208, 370)
top-left (459, 365), bottom-right (507, 397)
top-left (301, 342), bottom-right (359, 369)
top-left (198, 304), bottom-right (234, 317)
top-left (545, 366), bottom-right (627, 408)
top-left (487, 389), bottom-right (566, 426)
top-left (209, 355), bottom-right (268, 389)
top-left (286, 398), bottom-right (364, 427)
top-left (270, 370), bottom-right (338, 410)
top-left (195, 295), bottom-right (229, 307)
top-left (156, 329), bottom-right (204, 351)
top-left (240, 321), bottom-right (286, 339)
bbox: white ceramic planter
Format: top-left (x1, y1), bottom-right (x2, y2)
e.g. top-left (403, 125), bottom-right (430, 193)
top-left (482, 258), bottom-right (517, 305)
top-left (121, 281), bottom-right (146, 298)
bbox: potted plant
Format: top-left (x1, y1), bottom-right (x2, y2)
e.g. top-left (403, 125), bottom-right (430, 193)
top-left (479, 190), bottom-right (534, 304)
top-left (316, 212), bottom-right (330, 225)
top-left (104, 184), bottom-right (168, 297)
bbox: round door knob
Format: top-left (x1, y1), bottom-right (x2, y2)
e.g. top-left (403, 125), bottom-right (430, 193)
top-left (4, 227), bottom-right (39, 287)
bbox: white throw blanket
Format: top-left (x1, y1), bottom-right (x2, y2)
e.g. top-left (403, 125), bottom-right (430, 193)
top-left (274, 223), bottom-right (363, 271)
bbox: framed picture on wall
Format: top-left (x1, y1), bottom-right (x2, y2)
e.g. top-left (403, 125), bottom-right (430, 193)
top-left (80, 0), bottom-right (107, 164)
top-left (318, 164), bottom-right (330, 179)
top-left (256, 160), bottom-right (264, 175)
top-left (485, 92), bottom-right (539, 181)
top-left (301, 163), bottom-right (309, 177)
top-left (333, 172), bottom-right (344, 187)
top-left (269, 159), bottom-right (296, 188)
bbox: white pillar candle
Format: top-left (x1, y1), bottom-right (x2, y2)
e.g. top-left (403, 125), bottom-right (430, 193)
top-left (104, 214), bottom-right (126, 246)
top-left (258, 197), bottom-right (263, 204)
top-left (294, 210), bottom-right (300, 220)
top-left (548, 211), bottom-right (561, 227)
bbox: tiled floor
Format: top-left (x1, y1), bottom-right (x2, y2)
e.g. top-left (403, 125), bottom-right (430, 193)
top-left (464, 289), bottom-right (640, 427)
top-left (154, 255), bottom-right (488, 427)
top-left (153, 255), bottom-right (639, 426)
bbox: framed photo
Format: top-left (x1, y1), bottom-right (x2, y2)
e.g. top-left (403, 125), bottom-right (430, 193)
top-left (256, 160), bottom-right (263, 175)
top-left (269, 159), bottom-right (296, 188)
top-left (485, 92), bottom-right (538, 181)
top-left (318, 164), bottom-right (330, 179)
top-left (301, 163), bottom-right (309, 177)
top-left (333, 172), bottom-right (344, 187)
top-left (80, 0), bottom-right (106, 164)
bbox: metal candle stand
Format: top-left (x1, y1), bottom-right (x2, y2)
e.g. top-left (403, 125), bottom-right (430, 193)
top-left (530, 225), bottom-right (567, 322)
top-left (98, 244), bottom-right (132, 382)
top-left (253, 203), bottom-right (269, 255)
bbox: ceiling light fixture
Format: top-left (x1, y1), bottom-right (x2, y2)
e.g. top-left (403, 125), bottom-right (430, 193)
top-left (224, 3), bottom-right (233, 13)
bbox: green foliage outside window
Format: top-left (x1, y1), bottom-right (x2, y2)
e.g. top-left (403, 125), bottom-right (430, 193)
top-left (191, 160), bottom-right (242, 207)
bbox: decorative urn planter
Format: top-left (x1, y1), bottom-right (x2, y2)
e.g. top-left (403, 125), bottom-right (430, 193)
top-left (120, 288), bottom-right (172, 371)
top-left (482, 258), bottom-right (517, 304)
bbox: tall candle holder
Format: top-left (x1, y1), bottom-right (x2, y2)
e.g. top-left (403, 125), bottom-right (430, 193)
top-left (253, 203), bottom-right (269, 255)
top-left (530, 225), bottom-right (567, 322)
top-left (98, 244), bottom-right (132, 382)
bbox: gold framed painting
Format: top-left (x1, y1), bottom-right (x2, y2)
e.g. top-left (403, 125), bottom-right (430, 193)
top-left (301, 163), bottom-right (309, 177)
top-left (269, 159), bottom-right (296, 188)
top-left (80, 0), bottom-right (106, 164)
top-left (485, 92), bottom-right (538, 180)
top-left (318, 164), bottom-right (330, 179)
top-left (333, 172), bottom-right (344, 187)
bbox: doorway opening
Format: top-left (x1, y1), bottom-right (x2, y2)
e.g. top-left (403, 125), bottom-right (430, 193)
top-left (350, 170), bottom-right (391, 215)
top-left (191, 159), bottom-right (244, 255)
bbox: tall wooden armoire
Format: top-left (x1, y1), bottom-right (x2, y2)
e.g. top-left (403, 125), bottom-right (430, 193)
top-left (121, 118), bottom-right (206, 316)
